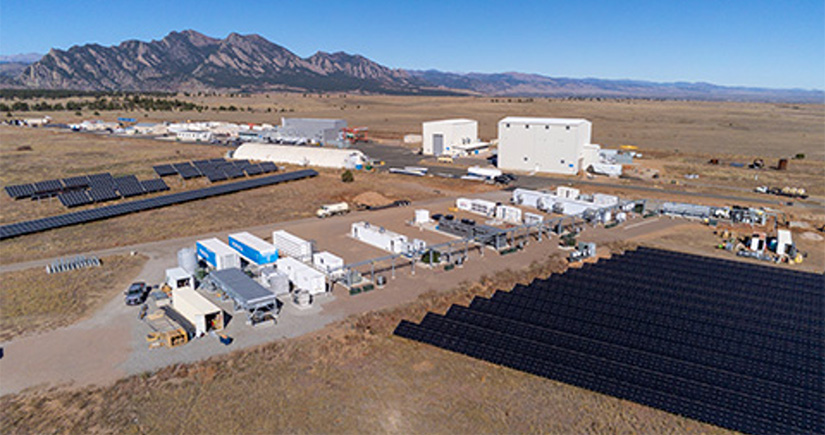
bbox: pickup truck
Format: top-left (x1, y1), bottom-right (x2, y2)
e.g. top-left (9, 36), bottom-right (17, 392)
top-left (124, 282), bottom-right (149, 306)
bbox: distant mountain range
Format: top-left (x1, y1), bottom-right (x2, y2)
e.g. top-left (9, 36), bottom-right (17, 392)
top-left (2, 30), bottom-right (823, 103)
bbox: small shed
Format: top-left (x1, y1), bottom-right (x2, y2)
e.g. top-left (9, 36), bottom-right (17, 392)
top-left (165, 267), bottom-right (193, 290)
top-left (171, 288), bottom-right (224, 336)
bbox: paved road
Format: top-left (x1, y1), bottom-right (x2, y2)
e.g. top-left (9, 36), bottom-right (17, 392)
top-left (354, 142), bottom-right (825, 211)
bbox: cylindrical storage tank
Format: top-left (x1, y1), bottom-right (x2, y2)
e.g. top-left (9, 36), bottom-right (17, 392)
top-left (178, 248), bottom-right (197, 274)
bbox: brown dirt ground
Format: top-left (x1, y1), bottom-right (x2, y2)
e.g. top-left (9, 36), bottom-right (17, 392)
top-left (0, 254), bottom-right (146, 341)
top-left (15, 94), bottom-right (824, 159)
top-left (0, 248), bottom-right (731, 434)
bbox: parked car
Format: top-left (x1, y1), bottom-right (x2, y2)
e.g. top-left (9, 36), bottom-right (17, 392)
top-left (124, 282), bottom-right (149, 306)
top-left (437, 155), bottom-right (454, 164)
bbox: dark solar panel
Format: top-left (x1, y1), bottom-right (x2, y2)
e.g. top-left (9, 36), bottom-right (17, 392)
top-left (153, 164), bottom-right (177, 177)
top-left (33, 179), bottom-right (64, 194)
top-left (140, 178), bottom-right (169, 193)
top-left (88, 187), bottom-right (121, 203)
top-left (114, 175), bottom-right (146, 197)
top-left (172, 163), bottom-right (201, 179)
top-left (58, 190), bottom-right (92, 208)
top-left (209, 158), bottom-right (226, 163)
top-left (62, 176), bottom-right (90, 189)
top-left (0, 170), bottom-right (318, 240)
top-left (393, 248), bottom-right (825, 435)
top-left (259, 162), bottom-right (278, 173)
top-left (243, 164), bottom-right (263, 176)
top-left (4, 184), bottom-right (35, 199)
top-left (222, 165), bottom-right (245, 179)
top-left (205, 171), bottom-right (227, 182)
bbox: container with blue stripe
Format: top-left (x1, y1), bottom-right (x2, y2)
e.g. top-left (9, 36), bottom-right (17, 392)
top-left (228, 232), bottom-right (279, 265)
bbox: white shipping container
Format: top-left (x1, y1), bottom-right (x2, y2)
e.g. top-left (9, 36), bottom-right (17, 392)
top-left (556, 186), bottom-right (580, 199)
top-left (593, 193), bottom-right (619, 207)
top-left (272, 230), bottom-right (313, 262)
top-left (456, 198), bottom-right (473, 211)
top-left (351, 222), bottom-right (409, 254)
top-left (414, 209), bottom-right (430, 224)
top-left (313, 251), bottom-right (344, 276)
top-left (276, 257), bottom-right (326, 295)
top-left (495, 205), bottom-right (523, 224)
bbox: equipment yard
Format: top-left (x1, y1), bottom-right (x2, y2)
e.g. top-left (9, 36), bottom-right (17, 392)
top-left (1, 96), bottom-right (823, 434)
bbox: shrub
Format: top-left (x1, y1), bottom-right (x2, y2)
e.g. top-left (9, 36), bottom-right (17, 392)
top-left (341, 170), bottom-right (354, 183)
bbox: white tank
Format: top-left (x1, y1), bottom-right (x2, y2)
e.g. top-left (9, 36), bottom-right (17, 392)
top-left (177, 248), bottom-right (197, 274)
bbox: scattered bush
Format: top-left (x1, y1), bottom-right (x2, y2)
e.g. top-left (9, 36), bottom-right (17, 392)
top-left (341, 170), bottom-right (354, 183)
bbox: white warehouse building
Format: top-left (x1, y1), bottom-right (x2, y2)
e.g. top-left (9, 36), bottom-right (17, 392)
top-left (233, 143), bottom-right (367, 169)
top-left (497, 117), bottom-right (598, 175)
top-left (422, 119), bottom-right (478, 156)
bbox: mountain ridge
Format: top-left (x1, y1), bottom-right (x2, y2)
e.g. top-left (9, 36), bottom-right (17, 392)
top-left (4, 30), bottom-right (823, 103)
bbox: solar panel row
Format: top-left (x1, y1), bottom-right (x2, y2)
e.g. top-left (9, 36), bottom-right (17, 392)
top-left (114, 175), bottom-right (145, 197)
top-left (152, 164), bottom-right (177, 177)
top-left (140, 178), bottom-right (169, 193)
top-left (57, 190), bottom-right (92, 208)
top-left (393, 248), bottom-right (824, 434)
top-left (0, 169), bottom-right (318, 240)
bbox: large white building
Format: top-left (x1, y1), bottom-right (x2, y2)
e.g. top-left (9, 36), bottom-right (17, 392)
top-left (497, 117), bottom-right (596, 175)
top-left (233, 143), bottom-right (367, 169)
top-left (422, 119), bottom-right (478, 156)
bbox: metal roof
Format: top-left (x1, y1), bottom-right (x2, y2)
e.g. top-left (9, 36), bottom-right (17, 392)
top-left (499, 116), bottom-right (590, 125)
top-left (208, 268), bottom-right (277, 311)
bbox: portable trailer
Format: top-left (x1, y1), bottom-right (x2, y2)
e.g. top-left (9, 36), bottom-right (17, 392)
top-left (228, 232), bottom-right (279, 266)
top-left (456, 198), bottom-right (497, 217)
top-left (272, 230), bottom-right (313, 262)
top-left (276, 257), bottom-right (326, 295)
top-left (313, 251), bottom-right (345, 278)
top-left (196, 238), bottom-right (241, 270)
top-left (351, 221), bottom-right (410, 254)
top-left (204, 268), bottom-right (280, 325)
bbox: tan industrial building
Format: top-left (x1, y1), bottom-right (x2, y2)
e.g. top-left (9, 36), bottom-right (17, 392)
top-left (497, 117), bottom-right (596, 175)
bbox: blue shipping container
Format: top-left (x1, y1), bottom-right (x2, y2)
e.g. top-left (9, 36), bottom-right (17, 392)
top-left (196, 241), bottom-right (217, 268)
top-left (228, 234), bottom-right (279, 265)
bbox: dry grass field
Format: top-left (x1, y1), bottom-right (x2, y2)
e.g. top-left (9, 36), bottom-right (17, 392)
top-left (20, 94), bottom-right (825, 159)
top-left (0, 165), bottom-right (493, 264)
top-left (0, 254), bottom-right (146, 341)
top-left (0, 251), bottom-right (731, 434)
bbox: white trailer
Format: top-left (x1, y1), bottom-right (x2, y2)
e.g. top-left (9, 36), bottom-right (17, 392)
top-left (196, 238), bottom-right (241, 270)
top-left (272, 230), bottom-right (313, 262)
top-left (495, 205), bottom-right (523, 224)
top-left (313, 251), bottom-right (345, 277)
top-left (276, 257), bottom-right (326, 295)
top-left (556, 186), bottom-right (580, 199)
top-left (457, 198), bottom-right (497, 217)
top-left (593, 193), bottom-right (619, 207)
top-left (467, 166), bottom-right (502, 180)
top-left (172, 288), bottom-right (224, 336)
top-left (511, 188), bottom-right (554, 211)
top-left (351, 222), bottom-right (409, 254)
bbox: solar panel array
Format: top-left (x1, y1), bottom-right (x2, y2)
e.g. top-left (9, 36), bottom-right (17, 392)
top-left (0, 169), bottom-right (318, 240)
top-left (157, 158), bottom-right (278, 182)
top-left (5, 171), bottom-right (171, 208)
top-left (394, 247), bottom-right (824, 434)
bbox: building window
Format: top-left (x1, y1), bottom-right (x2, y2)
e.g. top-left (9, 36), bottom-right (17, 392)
top-left (506, 123), bottom-right (510, 128)
top-left (525, 124), bottom-right (529, 129)
top-left (524, 156), bottom-right (529, 162)
top-left (566, 125), bottom-right (571, 130)
top-left (560, 159), bottom-right (565, 164)
top-left (545, 125), bottom-right (549, 130)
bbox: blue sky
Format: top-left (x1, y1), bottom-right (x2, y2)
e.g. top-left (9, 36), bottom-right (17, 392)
top-left (1, 0), bottom-right (823, 89)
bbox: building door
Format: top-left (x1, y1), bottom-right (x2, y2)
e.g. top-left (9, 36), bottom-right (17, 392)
top-left (432, 134), bottom-right (444, 156)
